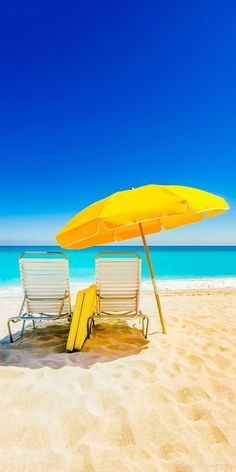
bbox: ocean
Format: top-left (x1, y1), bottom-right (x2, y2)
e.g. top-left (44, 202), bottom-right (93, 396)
top-left (0, 246), bottom-right (236, 294)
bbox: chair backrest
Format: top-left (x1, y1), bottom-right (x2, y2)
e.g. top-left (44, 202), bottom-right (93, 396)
top-left (96, 251), bottom-right (141, 316)
top-left (19, 252), bottom-right (71, 315)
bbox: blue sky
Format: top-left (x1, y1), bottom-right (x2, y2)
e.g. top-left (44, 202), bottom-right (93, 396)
top-left (0, 1), bottom-right (235, 245)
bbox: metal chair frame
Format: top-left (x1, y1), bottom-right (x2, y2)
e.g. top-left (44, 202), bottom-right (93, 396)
top-left (7, 251), bottom-right (72, 342)
top-left (88, 251), bottom-right (149, 338)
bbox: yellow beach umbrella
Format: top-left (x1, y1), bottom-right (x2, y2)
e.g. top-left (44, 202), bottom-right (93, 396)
top-left (56, 184), bottom-right (229, 333)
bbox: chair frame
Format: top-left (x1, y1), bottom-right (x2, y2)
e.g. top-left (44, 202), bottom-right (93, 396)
top-left (88, 251), bottom-right (149, 338)
top-left (7, 251), bottom-right (72, 343)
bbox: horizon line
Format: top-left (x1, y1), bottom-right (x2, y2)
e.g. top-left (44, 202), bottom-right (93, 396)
top-left (0, 244), bottom-right (236, 248)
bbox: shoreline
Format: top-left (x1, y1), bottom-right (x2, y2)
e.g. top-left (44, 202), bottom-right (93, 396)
top-left (0, 276), bottom-right (236, 298)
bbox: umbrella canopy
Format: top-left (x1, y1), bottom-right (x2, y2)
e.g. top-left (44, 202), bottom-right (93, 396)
top-left (56, 185), bottom-right (228, 249)
top-left (56, 184), bottom-right (229, 334)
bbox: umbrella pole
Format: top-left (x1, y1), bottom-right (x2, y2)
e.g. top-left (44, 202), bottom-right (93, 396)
top-left (139, 223), bottom-right (166, 334)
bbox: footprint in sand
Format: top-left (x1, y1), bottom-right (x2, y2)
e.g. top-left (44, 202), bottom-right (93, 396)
top-left (131, 368), bottom-right (142, 379)
top-left (135, 360), bottom-right (156, 374)
top-left (187, 354), bottom-right (203, 368)
top-left (208, 423), bottom-right (229, 444)
top-left (214, 353), bottom-right (231, 370)
top-left (209, 381), bottom-right (235, 403)
top-left (77, 444), bottom-right (96, 472)
top-left (176, 387), bottom-right (210, 404)
top-left (158, 442), bottom-right (189, 460)
top-left (187, 405), bottom-right (212, 422)
top-left (106, 405), bottom-right (135, 447)
top-left (170, 361), bottom-right (182, 375)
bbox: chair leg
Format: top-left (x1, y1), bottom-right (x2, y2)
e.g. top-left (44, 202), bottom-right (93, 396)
top-left (140, 315), bottom-right (149, 339)
top-left (8, 318), bottom-right (26, 343)
top-left (87, 317), bottom-right (94, 338)
top-left (21, 320), bottom-right (27, 336)
top-left (7, 319), bottom-right (14, 343)
top-left (144, 315), bottom-right (149, 338)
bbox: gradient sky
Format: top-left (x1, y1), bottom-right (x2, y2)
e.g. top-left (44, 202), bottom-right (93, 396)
top-left (0, 1), bottom-right (235, 245)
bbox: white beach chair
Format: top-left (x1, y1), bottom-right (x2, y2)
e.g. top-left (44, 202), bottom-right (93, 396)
top-left (7, 251), bottom-right (72, 342)
top-left (88, 251), bottom-right (149, 338)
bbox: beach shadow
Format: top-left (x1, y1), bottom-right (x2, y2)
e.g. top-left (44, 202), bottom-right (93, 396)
top-left (0, 320), bottom-right (149, 370)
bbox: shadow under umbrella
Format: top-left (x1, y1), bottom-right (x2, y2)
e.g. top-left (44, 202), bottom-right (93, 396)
top-left (0, 320), bottom-right (150, 370)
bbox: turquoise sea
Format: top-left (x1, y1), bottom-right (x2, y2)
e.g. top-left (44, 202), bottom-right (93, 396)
top-left (0, 246), bottom-right (236, 288)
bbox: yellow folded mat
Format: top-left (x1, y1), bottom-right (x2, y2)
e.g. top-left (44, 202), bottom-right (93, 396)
top-left (74, 284), bottom-right (96, 351)
top-left (66, 284), bottom-right (96, 352)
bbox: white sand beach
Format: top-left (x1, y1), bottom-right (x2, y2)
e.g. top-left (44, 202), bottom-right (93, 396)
top-left (0, 289), bottom-right (236, 472)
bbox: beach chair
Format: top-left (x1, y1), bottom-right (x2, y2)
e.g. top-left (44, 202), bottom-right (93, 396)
top-left (7, 251), bottom-right (72, 342)
top-left (88, 251), bottom-right (149, 338)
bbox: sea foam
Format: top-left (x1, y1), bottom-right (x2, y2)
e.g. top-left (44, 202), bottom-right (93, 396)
top-left (1, 277), bottom-right (236, 298)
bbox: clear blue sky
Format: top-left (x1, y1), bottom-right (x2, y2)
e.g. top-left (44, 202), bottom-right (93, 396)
top-left (0, 1), bottom-right (235, 245)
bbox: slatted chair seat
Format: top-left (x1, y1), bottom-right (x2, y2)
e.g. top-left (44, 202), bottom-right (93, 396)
top-left (7, 252), bottom-right (72, 342)
top-left (88, 252), bottom-right (149, 338)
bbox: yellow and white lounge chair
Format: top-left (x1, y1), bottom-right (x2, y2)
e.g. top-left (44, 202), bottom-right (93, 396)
top-left (88, 251), bottom-right (149, 338)
top-left (7, 251), bottom-right (72, 342)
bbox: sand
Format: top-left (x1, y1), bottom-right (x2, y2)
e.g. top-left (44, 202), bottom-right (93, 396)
top-left (0, 289), bottom-right (236, 472)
